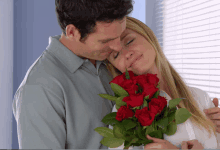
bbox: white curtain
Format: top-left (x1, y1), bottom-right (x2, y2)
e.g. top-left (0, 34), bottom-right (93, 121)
top-left (0, 0), bottom-right (13, 148)
top-left (156, 0), bottom-right (220, 101)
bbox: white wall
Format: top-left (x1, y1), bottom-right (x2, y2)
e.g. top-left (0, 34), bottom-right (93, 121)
top-left (128, 0), bottom-right (157, 35)
top-left (129, 0), bottom-right (146, 24)
top-left (0, 0), bottom-right (13, 148)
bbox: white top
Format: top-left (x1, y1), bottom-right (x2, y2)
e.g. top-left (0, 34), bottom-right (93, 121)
top-left (108, 87), bottom-right (220, 149)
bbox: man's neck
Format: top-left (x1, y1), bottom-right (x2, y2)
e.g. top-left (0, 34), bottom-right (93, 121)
top-left (90, 59), bottom-right (96, 68)
top-left (59, 35), bottom-right (97, 68)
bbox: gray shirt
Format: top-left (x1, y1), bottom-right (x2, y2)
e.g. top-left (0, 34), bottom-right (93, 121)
top-left (12, 35), bottom-right (115, 149)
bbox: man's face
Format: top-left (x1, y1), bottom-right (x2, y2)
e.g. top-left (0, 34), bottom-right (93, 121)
top-left (77, 17), bottom-right (127, 61)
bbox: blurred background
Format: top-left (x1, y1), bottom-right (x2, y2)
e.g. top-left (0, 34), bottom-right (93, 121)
top-left (0, 0), bottom-right (219, 149)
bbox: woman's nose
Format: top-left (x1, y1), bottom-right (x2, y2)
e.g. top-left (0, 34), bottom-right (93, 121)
top-left (124, 50), bottom-right (134, 60)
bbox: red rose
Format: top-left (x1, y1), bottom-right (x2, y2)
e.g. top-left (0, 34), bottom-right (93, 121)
top-left (109, 71), bottom-right (136, 87)
top-left (131, 74), bottom-right (148, 88)
top-left (135, 107), bottom-right (156, 126)
top-left (122, 93), bottom-right (144, 108)
top-left (146, 74), bottom-right (159, 87)
top-left (149, 96), bottom-right (168, 115)
top-left (116, 106), bottom-right (134, 121)
top-left (120, 80), bottom-right (139, 95)
top-left (142, 83), bottom-right (159, 99)
top-left (148, 104), bottom-right (160, 115)
top-left (109, 74), bottom-right (126, 86)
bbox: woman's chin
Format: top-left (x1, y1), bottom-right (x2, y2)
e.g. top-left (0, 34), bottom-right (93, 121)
top-left (125, 67), bottom-right (149, 76)
top-left (132, 69), bottom-right (146, 76)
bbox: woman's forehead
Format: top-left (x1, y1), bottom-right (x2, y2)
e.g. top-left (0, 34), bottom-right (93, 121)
top-left (120, 28), bottom-right (134, 37)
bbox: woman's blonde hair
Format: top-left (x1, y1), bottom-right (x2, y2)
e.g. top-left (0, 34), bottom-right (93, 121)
top-left (105, 16), bottom-right (217, 138)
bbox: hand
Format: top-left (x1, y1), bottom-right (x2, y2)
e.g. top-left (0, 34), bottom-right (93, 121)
top-left (181, 139), bottom-right (204, 149)
top-left (144, 134), bottom-right (179, 149)
top-left (203, 98), bottom-right (220, 133)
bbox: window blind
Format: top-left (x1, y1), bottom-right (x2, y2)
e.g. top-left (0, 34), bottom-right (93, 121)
top-left (155, 0), bottom-right (220, 100)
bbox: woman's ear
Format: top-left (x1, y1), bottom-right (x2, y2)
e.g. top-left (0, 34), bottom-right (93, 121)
top-left (65, 24), bottom-right (81, 41)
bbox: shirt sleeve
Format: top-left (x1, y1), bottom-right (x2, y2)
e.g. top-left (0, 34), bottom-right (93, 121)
top-left (12, 84), bottom-right (66, 149)
top-left (204, 90), bottom-right (220, 149)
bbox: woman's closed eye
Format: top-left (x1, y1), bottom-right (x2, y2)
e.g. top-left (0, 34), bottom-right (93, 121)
top-left (113, 38), bottom-right (135, 59)
top-left (126, 38), bottom-right (135, 46)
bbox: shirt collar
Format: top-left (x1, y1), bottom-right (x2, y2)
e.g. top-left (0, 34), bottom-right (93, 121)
top-left (46, 35), bottom-right (106, 74)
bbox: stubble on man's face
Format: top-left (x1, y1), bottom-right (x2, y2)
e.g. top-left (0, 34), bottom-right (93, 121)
top-left (79, 18), bottom-right (127, 61)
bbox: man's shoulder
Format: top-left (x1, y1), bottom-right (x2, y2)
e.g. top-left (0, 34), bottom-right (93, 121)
top-left (19, 51), bottom-right (70, 91)
top-left (12, 52), bottom-right (67, 117)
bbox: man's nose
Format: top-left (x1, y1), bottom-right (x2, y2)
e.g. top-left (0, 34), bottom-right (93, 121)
top-left (108, 38), bottom-right (123, 52)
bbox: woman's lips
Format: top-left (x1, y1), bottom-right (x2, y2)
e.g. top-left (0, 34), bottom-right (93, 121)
top-left (130, 54), bottom-right (143, 68)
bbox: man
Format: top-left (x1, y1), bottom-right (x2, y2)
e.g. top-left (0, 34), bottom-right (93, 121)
top-left (12, 0), bottom-right (133, 149)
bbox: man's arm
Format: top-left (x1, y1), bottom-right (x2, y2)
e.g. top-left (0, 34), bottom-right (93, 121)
top-left (13, 84), bottom-right (66, 149)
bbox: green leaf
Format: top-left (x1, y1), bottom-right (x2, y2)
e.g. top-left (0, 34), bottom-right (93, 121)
top-left (98, 94), bottom-right (118, 101)
top-left (101, 112), bottom-right (119, 125)
top-left (175, 108), bottom-right (192, 124)
top-left (167, 111), bottom-right (176, 124)
top-left (169, 107), bottom-right (177, 114)
top-left (115, 97), bottom-right (127, 111)
top-left (156, 82), bottom-right (160, 89)
top-left (124, 129), bottom-right (134, 136)
top-left (116, 105), bottom-right (121, 110)
top-left (144, 95), bottom-right (149, 101)
top-left (143, 100), bottom-right (148, 107)
top-left (148, 130), bottom-right (163, 139)
top-left (137, 125), bottom-right (146, 140)
top-left (156, 117), bottom-right (169, 129)
top-left (121, 119), bottom-right (137, 131)
top-left (168, 98), bottom-right (184, 109)
top-left (101, 137), bottom-right (125, 148)
top-left (116, 97), bottom-right (127, 106)
top-left (125, 69), bottom-right (130, 80)
top-left (137, 83), bottom-right (143, 93)
top-left (110, 83), bottom-right (129, 97)
top-left (124, 137), bottom-right (139, 148)
top-left (165, 121), bottom-right (177, 135)
top-left (113, 124), bottom-right (124, 138)
top-left (152, 90), bottom-right (160, 99)
top-left (161, 126), bottom-right (167, 133)
top-left (131, 142), bottom-right (143, 147)
top-left (114, 92), bottom-right (120, 97)
top-left (94, 127), bottom-right (114, 138)
top-left (145, 126), bottom-right (155, 135)
top-left (142, 139), bottom-right (154, 145)
top-left (154, 112), bottom-right (163, 121)
top-left (131, 106), bottom-right (141, 110)
top-left (163, 107), bottom-right (169, 117)
top-left (124, 134), bottom-right (135, 141)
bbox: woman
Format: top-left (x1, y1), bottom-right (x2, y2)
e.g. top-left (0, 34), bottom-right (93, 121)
top-left (105, 16), bottom-right (219, 149)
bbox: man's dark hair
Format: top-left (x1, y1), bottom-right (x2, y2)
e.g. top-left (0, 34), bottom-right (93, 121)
top-left (55, 0), bottom-right (133, 42)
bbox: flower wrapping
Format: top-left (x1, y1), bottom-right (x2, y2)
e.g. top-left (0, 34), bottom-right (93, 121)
top-left (94, 70), bottom-right (192, 149)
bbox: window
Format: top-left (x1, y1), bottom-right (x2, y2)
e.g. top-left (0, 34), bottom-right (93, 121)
top-left (156, 0), bottom-right (220, 100)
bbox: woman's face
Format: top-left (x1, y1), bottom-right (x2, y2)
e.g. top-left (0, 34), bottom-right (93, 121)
top-left (107, 28), bottom-right (157, 75)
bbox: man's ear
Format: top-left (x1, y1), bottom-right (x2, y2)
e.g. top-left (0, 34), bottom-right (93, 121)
top-left (65, 24), bottom-right (81, 41)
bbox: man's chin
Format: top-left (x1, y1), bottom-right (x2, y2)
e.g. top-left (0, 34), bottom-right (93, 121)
top-left (97, 55), bottom-right (109, 61)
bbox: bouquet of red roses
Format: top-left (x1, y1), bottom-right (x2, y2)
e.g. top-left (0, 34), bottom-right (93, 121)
top-left (94, 70), bottom-right (192, 149)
